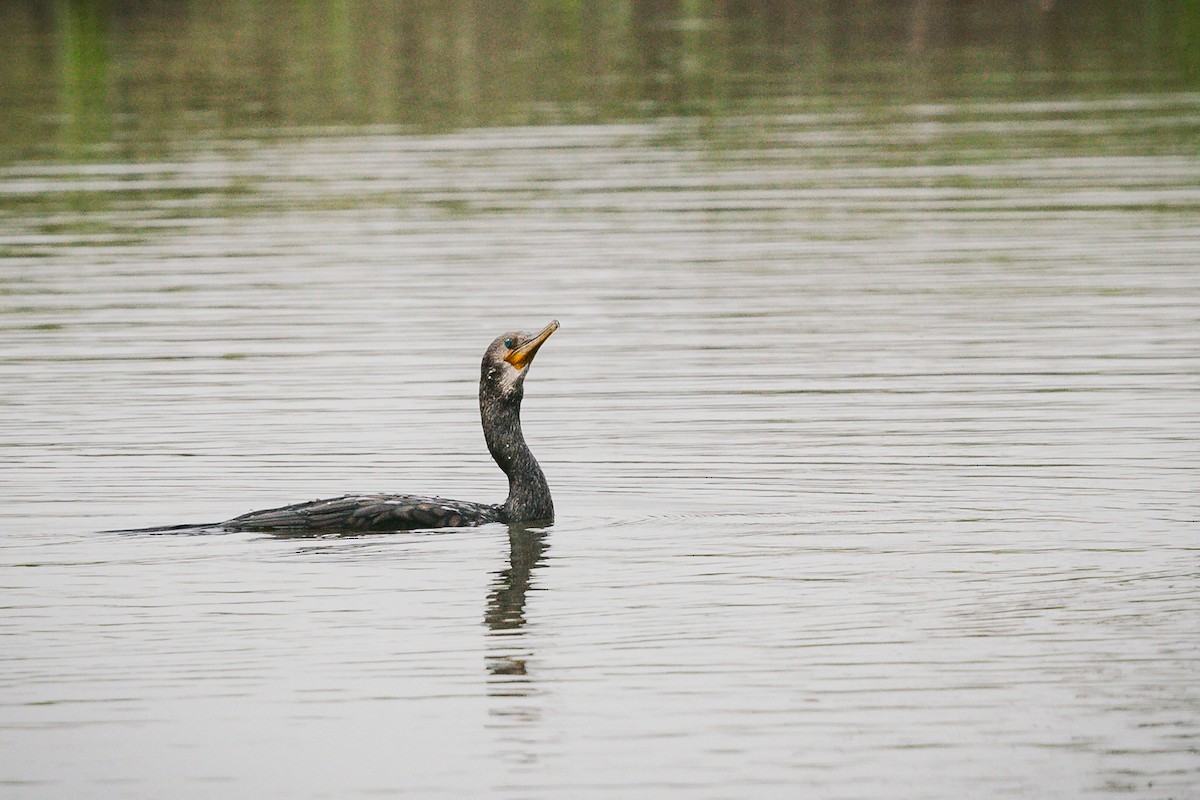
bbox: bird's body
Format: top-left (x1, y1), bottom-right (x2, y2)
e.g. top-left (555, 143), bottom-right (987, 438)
top-left (224, 493), bottom-right (502, 533)
top-left (216, 321), bottom-right (560, 534)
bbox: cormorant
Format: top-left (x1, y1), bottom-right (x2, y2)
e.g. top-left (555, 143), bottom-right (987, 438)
top-left (221, 320), bottom-right (559, 534)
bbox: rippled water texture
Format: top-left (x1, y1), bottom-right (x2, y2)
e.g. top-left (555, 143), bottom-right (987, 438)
top-left (3, 4), bottom-right (1200, 798)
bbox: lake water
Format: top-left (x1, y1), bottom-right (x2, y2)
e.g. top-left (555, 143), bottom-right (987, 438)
top-left (3, 4), bottom-right (1200, 799)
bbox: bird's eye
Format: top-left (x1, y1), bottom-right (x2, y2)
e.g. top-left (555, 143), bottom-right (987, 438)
top-left (503, 337), bottom-right (514, 349)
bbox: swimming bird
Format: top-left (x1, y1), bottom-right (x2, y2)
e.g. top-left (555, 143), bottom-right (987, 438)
top-left (221, 320), bottom-right (559, 534)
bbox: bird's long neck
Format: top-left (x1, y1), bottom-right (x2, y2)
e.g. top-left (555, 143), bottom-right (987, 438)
top-left (480, 384), bottom-right (553, 523)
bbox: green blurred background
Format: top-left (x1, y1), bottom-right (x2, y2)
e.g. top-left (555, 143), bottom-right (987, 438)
top-left (4, 0), bottom-right (1198, 162)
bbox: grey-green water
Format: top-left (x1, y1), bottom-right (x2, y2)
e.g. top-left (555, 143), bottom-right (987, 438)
top-left (3, 3), bottom-right (1200, 798)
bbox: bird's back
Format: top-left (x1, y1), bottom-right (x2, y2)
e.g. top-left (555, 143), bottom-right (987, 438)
top-left (223, 493), bottom-right (502, 533)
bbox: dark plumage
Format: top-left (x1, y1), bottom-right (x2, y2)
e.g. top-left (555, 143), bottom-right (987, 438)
top-left (221, 321), bottom-right (559, 534)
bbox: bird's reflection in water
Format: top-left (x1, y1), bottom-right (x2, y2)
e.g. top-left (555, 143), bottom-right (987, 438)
top-left (485, 525), bottom-right (549, 683)
top-left (485, 524), bottom-right (550, 769)
top-left (486, 525), bottom-right (549, 631)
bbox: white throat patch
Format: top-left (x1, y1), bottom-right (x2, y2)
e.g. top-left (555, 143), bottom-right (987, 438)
top-left (493, 360), bottom-right (525, 398)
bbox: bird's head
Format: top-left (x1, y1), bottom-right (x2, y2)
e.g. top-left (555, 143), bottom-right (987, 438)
top-left (481, 320), bottom-right (559, 400)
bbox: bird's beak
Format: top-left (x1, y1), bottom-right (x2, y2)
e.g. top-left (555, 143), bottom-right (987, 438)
top-left (505, 320), bottom-right (559, 370)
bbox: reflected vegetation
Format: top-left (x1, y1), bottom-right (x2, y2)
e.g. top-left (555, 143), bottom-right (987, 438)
top-left (1, 0), bottom-right (1197, 162)
top-left (3, 0), bottom-right (1198, 244)
top-left (57, 0), bottom-right (111, 153)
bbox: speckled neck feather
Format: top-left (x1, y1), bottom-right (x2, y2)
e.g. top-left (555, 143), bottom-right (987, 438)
top-left (480, 360), bottom-right (553, 524)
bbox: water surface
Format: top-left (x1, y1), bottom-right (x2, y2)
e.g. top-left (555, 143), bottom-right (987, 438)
top-left (2, 5), bottom-right (1200, 799)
